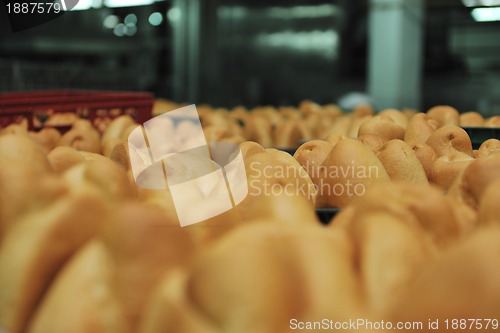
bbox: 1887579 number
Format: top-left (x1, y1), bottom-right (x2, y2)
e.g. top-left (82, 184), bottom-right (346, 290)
top-left (6, 2), bottom-right (62, 14)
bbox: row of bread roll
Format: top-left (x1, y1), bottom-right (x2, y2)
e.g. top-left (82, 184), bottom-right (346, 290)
top-left (152, 99), bottom-right (347, 147)
top-left (460, 112), bottom-right (500, 127)
top-left (135, 181), bottom-right (498, 333)
top-left (330, 181), bottom-right (500, 330)
top-left (1, 118), bottom-right (101, 154)
top-left (294, 105), bottom-right (500, 207)
top-left (0, 130), bottom-right (325, 332)
top-left (139, 221), bottom-right (366, 333)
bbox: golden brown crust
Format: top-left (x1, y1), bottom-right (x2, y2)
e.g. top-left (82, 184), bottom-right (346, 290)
top-left (376, 139), bottom-right (428, 184)
top-left (426, 105), bottom-right (460, 126)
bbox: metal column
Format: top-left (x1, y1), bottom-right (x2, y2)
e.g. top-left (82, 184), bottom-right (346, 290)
top-left (367, 0), bottom-right (424, 110)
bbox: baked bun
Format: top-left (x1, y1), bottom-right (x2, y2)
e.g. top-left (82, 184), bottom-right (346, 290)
top-left (352, 103), bottom-right (374, 117)
top-left (389, 226), bottom-right (500, 329)
top-left (485, 115), bottom-right (500, 127)
top-left (429, 151), bottom-right (474, 191)
top-left (460, 111), bottom-right (485, 127)
top-left (376, 139), bottom-right (428, 184)
top-left (0, 172), bottom-right (107, 333)
top-left (448, 157), bottom-right (500, 210)
top-left (379, 109), bottom-right (409, 128)
top-left (29, 128), bottom-right (61, 152)
top-left (347, 115), bottom-right (371, 138)
top-left (273, 119), bottom-right (312, 147)
top-left (410, 142), bottom-right (438, 179)
top-left (0, 134), bottom-right (52, 174)
top-left (358, 133), bottom-right (386, 153)
top-left (358, 115), bottom-right (405, 141)
top-left (58, 119), bottom-right (101, 154)
top-left (478, 179), bottom-right (500, 225)
top-left (244, 148), bottom-right (317, 206)
top-left (140, 222), bottom-right (364, 333)
top-left (324, 115), bottom-right (352, 137)
top-left (426, 105), bottom-right (460, 126)
top-left (101, 115), bottom-right (136, 157)
top-left (319, 138), bottom-right (390, 208)
top-left (245, 115), bottom-right (273, 147)
top-left (236, 191), bottom-right (318, 225)
top-left (475, 138), bottom-right (500, 158)
top-left (0, 118), bottom-right (29, 136)
top-left (426, 125), bottom-right (473, 157)
top-left (28, 203), bottom-right (197, 333)
top-left (346, 210), bottom-right (433, 313)
top-left (63, 159), bottom-right (137, 202)
top-left (293, 140), bottom-right (334, 182)
top-left (333, 183), bottom-right (466, 247)
top-left (404, 113), bottom-right (440, 144)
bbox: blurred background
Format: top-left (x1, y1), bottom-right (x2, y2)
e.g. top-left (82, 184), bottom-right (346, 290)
top-left (1, 0), bottom-right (499, 114)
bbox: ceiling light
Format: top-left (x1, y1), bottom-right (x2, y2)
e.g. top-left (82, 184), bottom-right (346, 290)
top-left (471, 7), bottom-right (500, 21)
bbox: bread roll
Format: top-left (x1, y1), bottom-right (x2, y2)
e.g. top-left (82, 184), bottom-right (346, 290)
top-left (293, 140), bottom-right (334, 182)
top-left (478, 179), bottom-right (500, 225)
top-left (0, 118), bottom-right (29, 136)
top-left (426, 125), bottom-right (473, 157)
top-left (347, 115), bottom-right (371, 138)
top-left (0, 188), bottom-right (107, 333)
top-left (245, 115), bottom-right (273, 147)
top-left (29, 127), bottom-right (61, 152)
top-left (335, 183), bottom-right (465, 246)
top-left (485, 115), bottom-right (500, 127)
top-left (0, 134), bottom-right (52, 174)
top-left (475, 138), bottom-right (500, 158)
top-left (389, 226), bottom-right (500, 330)
top-left (239, 141), bottom-right (265, 158)
top-left (141, 222), bottom-right (363, 333)
top-left (404, 113), bottom-right (440, 144)
top-left (29, 203), bottom-right (197, 333)
top-left (48, 146), bottom-right (85, 173)
top-left (352, 103), bottom-right (374, 117)
top-left (426, 105), bottom-right (460, 126)
top-left (101, 115), bottom-right (137, 156)
top-left (358, 115), bottom-right (405, 141)
top-left (376, 140), bottom-right (428, 184)
top-left (448, 157), bottom-right (500, 210)
top-left (245, 148), bottom-right (317, 205)
top-left (319, 139), bottom-right (390, 208)
top-left (410, 142), bottom-right (437, 179)
top-left (273, 119), bottom-right (312, 147)
top-left (358, 133), bottom-right (386, 153)
top-left (236, 190), bottom-right (318, 225)
top-left (323, 133), bottom-right (346, 146)
top-left (348, 211), bottom-right (434, 313)
top-left (63, 159), bottom-right (137, 202)
top-left (460, 111), bottom-right (485, 127)
top-left (429, 151), bottom-right (474, 191)
top-left (58, 119), bottom-right (101, 154)
top-left (325, 115), bottom-right (352, 137)
top-left (379, 109), bottom-right (409, 128)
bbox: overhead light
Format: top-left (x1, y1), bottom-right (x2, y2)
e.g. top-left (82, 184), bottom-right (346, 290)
top-left (167, 7), bottom-right (181, 22)
top-left (113, 23), bottom-right (127, 36)
top-left (103, 14), bottom-right (119, 28)
top-left (463, 0), bottom-right (500, 7)
top-left (105, 0), bottom-right (164, 8)
top-left (124, 13), bottom-right (138, 25)
top-left (149, 12), bottom-right (163, 26)
top-left (58, 0), bottom-right (94, 11)
top-left (471, 7), bottom-right (500, 21)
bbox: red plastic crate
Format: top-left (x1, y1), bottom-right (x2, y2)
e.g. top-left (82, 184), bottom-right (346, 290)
top-left (0, 90), bottom-right (154, 131)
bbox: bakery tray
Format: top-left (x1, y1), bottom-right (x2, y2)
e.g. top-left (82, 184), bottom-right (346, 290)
top-left (316, 208), bottom-right (340, 225)
top-left (462, 127), bottom-right (500, 150)
top-left (0, 90), bottom-right (153, 131)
